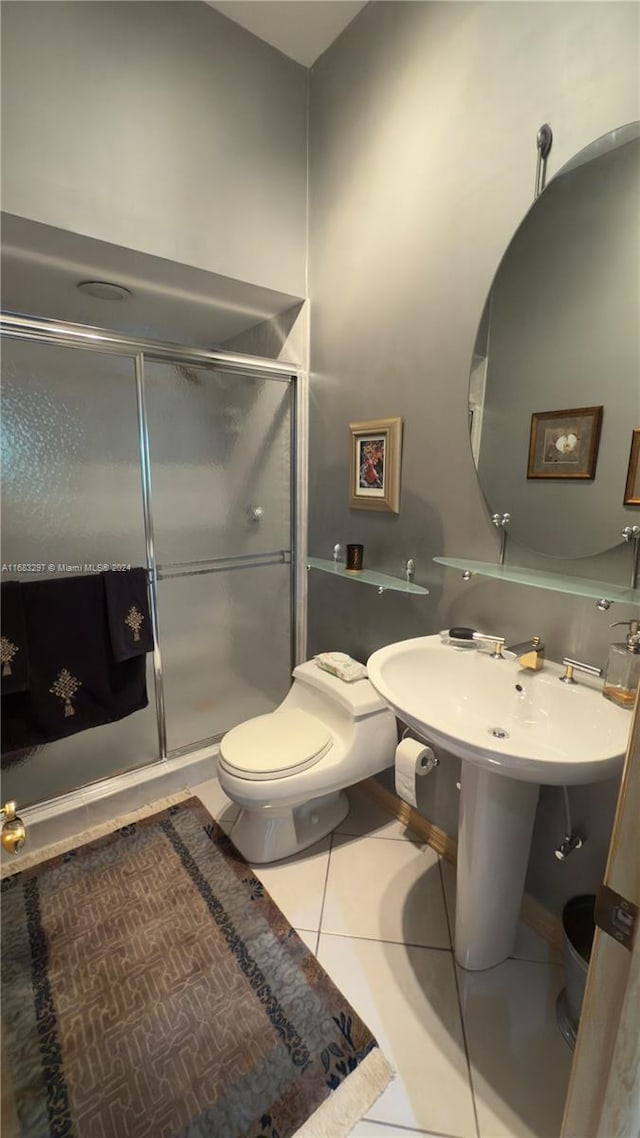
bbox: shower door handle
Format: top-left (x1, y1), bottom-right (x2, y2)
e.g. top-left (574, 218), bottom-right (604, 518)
top-left (1, 801), bottom-right (26, 855)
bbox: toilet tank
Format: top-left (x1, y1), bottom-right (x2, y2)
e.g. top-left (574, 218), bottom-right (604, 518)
top-left (291, 660), bottom-right (389, 719)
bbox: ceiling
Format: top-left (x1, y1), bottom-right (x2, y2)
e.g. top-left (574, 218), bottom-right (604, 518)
top-left (205, 1), bottom-right (367, 66)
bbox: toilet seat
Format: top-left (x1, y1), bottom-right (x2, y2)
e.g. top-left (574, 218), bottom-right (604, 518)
top-left (219, 708), bottom-right (333, 781)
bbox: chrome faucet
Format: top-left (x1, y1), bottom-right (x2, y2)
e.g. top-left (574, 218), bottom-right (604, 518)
top-left (506, 636), bottom-right (545, 671)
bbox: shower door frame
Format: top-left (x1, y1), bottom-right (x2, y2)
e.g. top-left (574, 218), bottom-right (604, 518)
top-left (1, 310), bottom-right (307, 784)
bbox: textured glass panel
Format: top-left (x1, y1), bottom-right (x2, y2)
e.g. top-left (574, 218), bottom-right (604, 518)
top-left (1, 338), bottom-right (159, 805)
top-left (1, 339), bottom-right (146, 570)
top-left (144, 362), bottom-right (292, 564)
top-left (158, 564), bottom-right (292, 752)
top-left (2, 656), bottom-right (159, 809)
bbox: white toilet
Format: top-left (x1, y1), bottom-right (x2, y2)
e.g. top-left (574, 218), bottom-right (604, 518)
top-left (217, 659), bottom-right (397, 862)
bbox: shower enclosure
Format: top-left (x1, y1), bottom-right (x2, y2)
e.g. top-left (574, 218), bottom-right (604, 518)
top-left (1, 313), bottom-right (305, 810)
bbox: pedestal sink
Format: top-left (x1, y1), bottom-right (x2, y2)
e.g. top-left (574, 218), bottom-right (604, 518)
top-left (366, 635), bottom-right (630, 970)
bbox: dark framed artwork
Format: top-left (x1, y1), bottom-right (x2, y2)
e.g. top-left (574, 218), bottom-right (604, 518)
top-left (624, 428), bottom-right (640, 505)
top-left (349, 417), bottom-right (402, 513)
top-left (527, 406), bottom-right (603, 480)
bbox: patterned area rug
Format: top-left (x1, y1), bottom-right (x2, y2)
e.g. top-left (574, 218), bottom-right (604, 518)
top-left (1, 797), bottom-right (393, 1138)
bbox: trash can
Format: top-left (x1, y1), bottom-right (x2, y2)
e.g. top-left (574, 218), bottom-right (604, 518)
top-left (556, 894), bottom-right (596, 1050)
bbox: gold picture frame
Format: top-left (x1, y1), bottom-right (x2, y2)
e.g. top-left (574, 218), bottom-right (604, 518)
top-left (624, 428), bottom-right (640, 505)
top-left (349, 417), bottom-right (402, 513)
top-left (527, 406), bottom-right (603, 480)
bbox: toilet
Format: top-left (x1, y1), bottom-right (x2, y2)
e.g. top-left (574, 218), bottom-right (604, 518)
top-left (217, 659), bottom-right (397, 863)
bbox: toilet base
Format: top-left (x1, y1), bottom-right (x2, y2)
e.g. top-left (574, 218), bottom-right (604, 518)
top-left (229, 790), bottom-right (349, 863)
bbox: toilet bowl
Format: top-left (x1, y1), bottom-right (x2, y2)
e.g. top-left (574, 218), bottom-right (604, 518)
top-left (217, 659), bottom-right (397, 862)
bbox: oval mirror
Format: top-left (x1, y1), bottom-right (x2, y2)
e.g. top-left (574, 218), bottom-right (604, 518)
top-left (469, 122), bottom-right (640, 559)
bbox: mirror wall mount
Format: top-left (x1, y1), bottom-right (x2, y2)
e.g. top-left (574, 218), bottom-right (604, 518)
top-left (535, 123), bottom-right (553, 198)
top-left (622, 526), bottom-right (640, 589)
top-left (491, 512), bottom-right (511, 565)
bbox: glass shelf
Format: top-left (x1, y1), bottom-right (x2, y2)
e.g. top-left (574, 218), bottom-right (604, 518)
top-left (307, 557), bottom-right (429, 595)
top-left (434, 557), bottom-right (640, 607)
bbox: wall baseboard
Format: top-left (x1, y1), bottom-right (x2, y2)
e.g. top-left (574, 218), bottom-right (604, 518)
top-left (361, 777), bottom-right (564, 952)
top-left (361, 777), bottom-right (457, 862)
top-left (519, 891), bottom-right (564, 953)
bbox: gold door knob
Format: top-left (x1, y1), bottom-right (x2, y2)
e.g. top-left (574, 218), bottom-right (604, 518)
top-left (1, 801), bottom-right (26, 855)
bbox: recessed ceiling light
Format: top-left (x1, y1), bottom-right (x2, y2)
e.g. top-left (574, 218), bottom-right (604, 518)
top-left (76, 280), bottom-right (133, 302)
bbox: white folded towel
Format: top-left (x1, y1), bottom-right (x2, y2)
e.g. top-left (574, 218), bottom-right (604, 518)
top-left (314, 652), bottom-right (368, 683)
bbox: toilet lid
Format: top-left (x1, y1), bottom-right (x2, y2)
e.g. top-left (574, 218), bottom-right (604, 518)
top-left (219, 708), bottom-right (333, 779)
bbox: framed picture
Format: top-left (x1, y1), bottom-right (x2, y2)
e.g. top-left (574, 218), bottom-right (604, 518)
top-left (624, 429), bottom-right (640, 505)
top-left (349, 417), bottom-right (402, 513)
top-left (527, 406), bottom-right (603, 480)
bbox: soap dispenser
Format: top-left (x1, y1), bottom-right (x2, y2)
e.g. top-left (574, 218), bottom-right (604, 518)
top-left (603, 620), bottom-right (640, 709)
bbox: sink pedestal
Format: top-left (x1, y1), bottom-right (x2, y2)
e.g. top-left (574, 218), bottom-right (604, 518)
top-left (455, 764), bottom-right (540, 970)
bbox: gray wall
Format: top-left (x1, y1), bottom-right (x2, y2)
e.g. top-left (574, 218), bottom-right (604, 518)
top-left (308, 1), bottom-right (640, 915)
top-left (1, 1), bottom-right (307, 296)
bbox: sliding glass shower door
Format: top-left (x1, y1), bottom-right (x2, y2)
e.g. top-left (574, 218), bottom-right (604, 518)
top-left (1, 337), bottom-right (159, 806)
top-left (144, 360), bottom-right (293, 753)
top-left (1, 317), bottom-right (300, 809)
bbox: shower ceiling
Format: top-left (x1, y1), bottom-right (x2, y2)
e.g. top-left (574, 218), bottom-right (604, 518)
top-left (1, 213), bottom-right (302, 349)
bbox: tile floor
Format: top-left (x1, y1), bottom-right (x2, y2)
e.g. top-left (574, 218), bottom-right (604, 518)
top-left (191, 777), bottom-right (573, 1138)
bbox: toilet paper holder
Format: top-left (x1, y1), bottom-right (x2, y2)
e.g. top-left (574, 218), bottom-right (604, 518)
top-left (400, 727), bottom-right (439, 773)
top-left (395, 731), bottom-right (439, 808)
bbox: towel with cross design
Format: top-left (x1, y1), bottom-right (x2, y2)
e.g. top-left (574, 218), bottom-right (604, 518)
top-left (1, 571), bottom-right (153, 758)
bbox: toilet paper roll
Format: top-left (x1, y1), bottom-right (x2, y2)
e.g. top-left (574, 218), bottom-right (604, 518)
top-left (394, 738), bottom-right (436, 808)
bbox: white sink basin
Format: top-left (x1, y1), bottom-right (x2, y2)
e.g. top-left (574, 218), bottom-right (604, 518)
top-left (367, 635), bottom-right (630, 970)
top-left (367, 634), bottom-right (629, 785)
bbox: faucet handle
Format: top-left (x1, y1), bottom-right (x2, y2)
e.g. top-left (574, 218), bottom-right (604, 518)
top-left (560, 657), bottom-right (603, 685)
top-left (472, 632), bottom-right (505, 658)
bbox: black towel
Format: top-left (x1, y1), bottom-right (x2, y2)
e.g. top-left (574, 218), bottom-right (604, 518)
top-left (1, 581), bottom-right (30, 694)
top-left (104, 568), bottom-right (154, 661)
top-left (1, 574), bottom-right (150, 757)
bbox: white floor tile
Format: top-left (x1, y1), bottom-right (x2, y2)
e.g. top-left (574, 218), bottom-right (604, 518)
top-left (250, 836), bottom-right (331, 932)
top-left (351, 1121), bottom-right (444, 1136)
top-left (439, 858), bottom-right (457, 933)
top-left (322, 835), bottom-right (450, 948)
top-left (439, 858), bottom-right (561, 964)
top-left (336, 785), bottom-right (422, 842)
top-left (189, 776), bottom-right (239, 834)
top-left (295, 928), bottom-right (318, 953)
top-left (317, 934), bottom-right (476, 1138)
top-left (457, 958), bottom-right (571, 1138)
